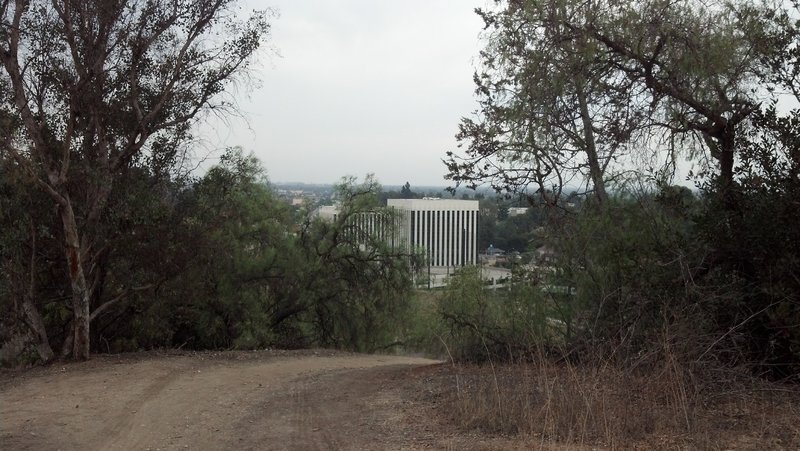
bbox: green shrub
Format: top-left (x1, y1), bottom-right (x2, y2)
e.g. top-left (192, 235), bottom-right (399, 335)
top-left (433, 266), bottom-right (572, 362)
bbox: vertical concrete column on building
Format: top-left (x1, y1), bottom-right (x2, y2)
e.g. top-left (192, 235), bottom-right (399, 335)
top-left (454, 210), bottom-right (459, 267)
top-left (428, 210), bottom-right (433, 265)
top-left (458, 211), bottom-right (462, 266)
top-left (411, 210), bottom-right (417, 249)
top-left (423, 209), bottom-right (429, 264)
top-left (467, 210), bottom-right (474, 265)
top-left (422, 208), bottom-right (427, 265)
top-left (421, 210), bottom-right (428, 264)
top-left (433, 209), bottom-right (437, 266)
top-left (450, 210), bottom-right (456, 267)
top-left (439, 210), bottom-right (445, 267)
top-left (428, 209), bottom-right (434, 266)
top-left (464, 211), bottom-right (472, 265)
top-left (467, 210), bottom-right (472, 264)
top-left (450, 211), bottom-right (455, 267)
top-left (428, 210), bottom-right (434, 266)
top-left (444, 210), bottom-right (450, 268)
top-left (441, 210), bottom-right (447, 268)
top-left (462, 210), bottom-right (468, 265)
top-left (472, 210), bottom-right (478, 264)
top-left (422, 209), bottom-right (426, 255)
top-left (432, 210), bottom-right (437, 266)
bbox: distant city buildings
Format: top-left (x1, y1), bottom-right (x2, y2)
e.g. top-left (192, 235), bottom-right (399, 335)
top-left (273, 183), bottom-right (335, 208)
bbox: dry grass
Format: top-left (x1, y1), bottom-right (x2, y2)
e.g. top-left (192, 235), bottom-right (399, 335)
top-left (420, 356), bottom-right (800, 449)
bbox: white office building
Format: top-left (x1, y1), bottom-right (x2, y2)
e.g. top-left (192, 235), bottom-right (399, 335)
top-left (388, 198), bottom-right (479, 268)
top-left (314, 198), bottom-right (479, 270)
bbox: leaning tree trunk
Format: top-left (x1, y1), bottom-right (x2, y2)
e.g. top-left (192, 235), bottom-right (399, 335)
top-left (576, 85), bottom-right (609, 207)
top-left (59, 195), bottom-right (91, 361)
top-left (20, 297), bottom-right (54, 362)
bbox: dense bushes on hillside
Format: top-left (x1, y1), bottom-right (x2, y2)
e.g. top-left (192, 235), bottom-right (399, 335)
top-left (0, 150), bottom-right (418, 362)
top-left (421, 182), bottom-right (799, 380)
top-left (437, 0), bottom-right (800, 381)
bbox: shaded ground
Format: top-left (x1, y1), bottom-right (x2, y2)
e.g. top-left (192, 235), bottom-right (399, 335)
top-left (0, 350), bottom-right (529, 450)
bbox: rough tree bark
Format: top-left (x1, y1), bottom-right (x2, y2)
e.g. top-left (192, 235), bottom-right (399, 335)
top-left (59, 196), bottom-right (91, 360)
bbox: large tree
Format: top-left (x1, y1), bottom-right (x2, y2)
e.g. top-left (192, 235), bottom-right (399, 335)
top-left (448, 0), bottom-right (771, 206)
top-left (447, 0), bottom-right (645, 207)
top-left (0, 0), bottom-right (270, 360)
top-left (584, 0), bottom-right (765, 202)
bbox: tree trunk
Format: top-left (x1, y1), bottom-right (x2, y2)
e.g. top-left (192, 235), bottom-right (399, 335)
top-left (576, 85), bottom-right (609, 207)
top-left (20, 297), bottom-right (54, 362)
top-left (59, 196), bottom-right (91, 360)
top-left (719, 127), bottom-right (736, 209)
top-left (704, 124), bottom-right (738, 210)
top-left (61, 320), bottom-right (74, 360)
top-left (19, 221), bottom-right (55, 362)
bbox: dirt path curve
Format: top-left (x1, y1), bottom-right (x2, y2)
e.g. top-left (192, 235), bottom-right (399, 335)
top-left (0, 351), bottom-right (444, 450)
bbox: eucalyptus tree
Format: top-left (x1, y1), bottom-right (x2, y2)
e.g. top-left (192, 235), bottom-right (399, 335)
top-left (0, 0), bottom-right (271, 360)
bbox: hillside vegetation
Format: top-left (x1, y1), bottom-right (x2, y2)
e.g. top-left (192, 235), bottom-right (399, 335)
top-left (2, 0), bottom-right (800, 447)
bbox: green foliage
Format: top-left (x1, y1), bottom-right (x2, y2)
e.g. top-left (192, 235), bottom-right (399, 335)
top-left (429, 179), bottom-right (800, 377)
top-left (552, 193), bottom-right (706, 357)
top-left (1, 0), bottom-right (274, 360)
top-left (290, 175), bottom-right (422, 351)
top-left (0, 158), bottom-right (65, 359)
top-left (431, 267), bottom-right (571, 362)
top-left (144, 148), bottom-right (289, 350)
top-left (439, 0), bottom-right (800, 381)
top-left (2, 141), bottom-right (427, 361)
top-left (692, 106), bottom-right (800, 378)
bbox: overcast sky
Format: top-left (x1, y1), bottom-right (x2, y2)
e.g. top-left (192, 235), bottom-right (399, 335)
top-left (200, 0), bottom-right (486, 187)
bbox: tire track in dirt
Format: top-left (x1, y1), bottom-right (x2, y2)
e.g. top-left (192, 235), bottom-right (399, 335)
top-left (1, 352), bottom-right (439, 450)
top-left (232, 365), bottom-right (436, 450)
top-left (99, 362), bottom-right (193, 450)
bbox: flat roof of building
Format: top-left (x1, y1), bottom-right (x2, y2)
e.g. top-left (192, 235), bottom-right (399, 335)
top-left (387, 198), bottom-right (479, 211)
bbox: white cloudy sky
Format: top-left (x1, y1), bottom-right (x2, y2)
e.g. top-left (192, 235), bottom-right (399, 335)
top-left (201, 0), bottom-right (487, 186)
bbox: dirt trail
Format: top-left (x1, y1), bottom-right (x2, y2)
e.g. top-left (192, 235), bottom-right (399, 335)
top-left (0, 351), bottom-right (446, 450)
